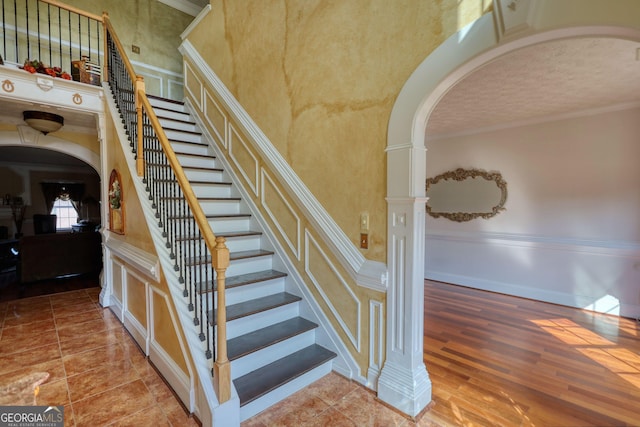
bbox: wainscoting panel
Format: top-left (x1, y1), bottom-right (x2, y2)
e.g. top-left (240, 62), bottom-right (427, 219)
top-left (305, 231), bottom-right (361, 352)
top-left (184, 62), bottom-right (203, 110)
top-left (425, 230), bottom-right (640, 318)
top-left (261, 169), bottom-right (301, 260)
top-left (367, 300), bottom-right (384, 389)
top-left (204, 89), bottom-right (227, 148)
top-left (229, 124), bottom-right (259, 196)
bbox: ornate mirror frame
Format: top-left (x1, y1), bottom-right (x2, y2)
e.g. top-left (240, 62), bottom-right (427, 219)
top-left (425, 168), bottom-right (507, 222)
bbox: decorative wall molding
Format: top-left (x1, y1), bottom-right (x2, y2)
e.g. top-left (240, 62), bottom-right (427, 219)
top-left (426, 230), bottom-right (640, 257)
top-left (261, 169), bottom-right (301, 260)
top-left (367, 300), bottom-right (384, 390)
top-left (304, 230), bottom-right (361, 352)
top-left (180, 3), bottom-right (212, 35)
top-left (104, 233), bottom-right (161, 281)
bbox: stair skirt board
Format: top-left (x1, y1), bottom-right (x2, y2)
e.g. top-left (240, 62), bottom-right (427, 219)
top-left (142, 95), bottom-right (344, 420)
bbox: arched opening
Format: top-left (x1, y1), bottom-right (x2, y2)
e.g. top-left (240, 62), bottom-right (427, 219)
top-left (380, 1), bottom-right (640, 417)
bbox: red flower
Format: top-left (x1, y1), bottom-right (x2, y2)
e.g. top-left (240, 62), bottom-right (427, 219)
top-left (20, 59), bottom-right (71, 80)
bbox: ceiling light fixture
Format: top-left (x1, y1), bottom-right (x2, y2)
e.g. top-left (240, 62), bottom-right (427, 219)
top-left (23, 110), bottom-right (64, 135)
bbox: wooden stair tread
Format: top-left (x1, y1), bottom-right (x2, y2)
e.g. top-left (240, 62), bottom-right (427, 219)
top-left (211, 292), bottom-right (300, 324)
top-left (228, 317), bottom-right (318, 361)
top-left (233, 344), bottom-right (336, 406)
top-left (147, 94), bottom-right (184, 105)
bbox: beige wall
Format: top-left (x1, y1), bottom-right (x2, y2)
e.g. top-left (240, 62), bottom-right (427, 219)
top-left (104, 106), bottom-right (192, 378)
top-left (68, 0), bottom-right (193, 75)
top-left (185, 0), bottom-right (490, 262)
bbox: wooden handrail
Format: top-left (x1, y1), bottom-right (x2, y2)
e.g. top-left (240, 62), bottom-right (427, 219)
top-left (102, 14), bottom-right (137, 84)
top-left (38, 0), bottom-right (103, 22)
top-left (139, 92), bottom-right (232, 402)
top-left (137, 94), bottom-right (220, 257)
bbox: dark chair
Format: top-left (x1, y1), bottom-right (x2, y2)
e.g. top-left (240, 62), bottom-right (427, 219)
top-left (33, 214), bottom-right (57, 234)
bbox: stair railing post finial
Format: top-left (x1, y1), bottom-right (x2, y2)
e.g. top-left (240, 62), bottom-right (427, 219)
top-left (135, 75), bottom-right (145, 177)
top-left (213, 236), bottom-right (231, 403)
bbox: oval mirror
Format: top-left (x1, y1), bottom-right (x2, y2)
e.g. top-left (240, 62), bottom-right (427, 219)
top-left (425, 168), bottom-right (507, 222)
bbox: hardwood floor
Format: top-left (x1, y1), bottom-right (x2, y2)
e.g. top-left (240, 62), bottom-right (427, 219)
top-left (423, 280), bottom-right (640, 426)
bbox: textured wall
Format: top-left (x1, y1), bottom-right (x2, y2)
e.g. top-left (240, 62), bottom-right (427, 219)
top-left (186, 0), bottom-right (489, 262)
top-left (70, 0), bottom-right (193, 74)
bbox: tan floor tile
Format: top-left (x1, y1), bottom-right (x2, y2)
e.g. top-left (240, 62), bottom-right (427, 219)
top-left (72, 379), bottom-right (156, 427)
top-left (0, 343), bottom-right (61, 376)
top-left (53, 300), bottom-right (101, 318)
top-left (54, 309), bottom-right (103, 328)
top-left (305, 372), bottom-right (359, 406)
top-left (37, 377), bottom-right (71, 407)
top-left (6, 296), bottom-right (51, 311)
top-left (87, 287), bottom-right (102, 302)
top-left (59, 327), bottom-right (126, 356)
top-left (49, 289), bottom-right (94, 305)
top-left (251, 387), bottom-right (330, 426)
top-left (0, 371), bottom-right (50, 405)
top-left (141, 370), bottom-right (176, 403)
top-left (3, 306), bottom-right (54, 327)
top-left (57, 316), bottom-right (122, 342)
top-left (301, 407), bottom-right (357, 427)
top-left (0, 358), bottom-right (66, 387)
top-left (334, 387), bottom-right (407, 427)
top-left (67, 359), bottom-right (140, 403)
top-left (158, 394), bottom-right (201, 427)
top-left (0, 318), bottom-right (56, 340)
top-left (63, 404), bottom-right (75, 427)
top-left (0, 328), bottom-right (59, 356)
top-left (110, 405), bottom-right (172, 427)
top-left (63, 343), bottom-right (127, 377)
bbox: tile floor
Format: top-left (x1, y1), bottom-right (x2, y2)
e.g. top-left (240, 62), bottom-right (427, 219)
top-left (0, 287), bottom-right (426, 427)
top-left (0, 287), bottom-right (200, 427)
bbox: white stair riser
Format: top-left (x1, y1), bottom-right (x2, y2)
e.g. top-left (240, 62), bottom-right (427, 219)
top-left (159, 119), bottom-right (198, 133)
top-left (239, 362), bottom-right (333, 421)
top-left (165, 129), bottom-right (202, 143)
top-left (192, 184), bottom-right (232, 198)
top-left (177, 155), bottom-right (217, 169)
top-left (210, 278), bottom-right (286, 307)
top-left (231, 331), bottom-right (316, 379)
top-left (177, 235), bottom-right (262, 259)
top-left (186, 255), bottom-right (273, 281)
top-left (184, 169), bottom-right (224, 182)
top-left (226, 303), bottom-right (299, 340)
top-left (208, 217), bottom-right (251, 233)
top-left (148, 98), bottom-right (185, 112)
top-left (170, 141), bottom-right (210, 156)
top-left (199, 199), bottom-right (241, 215)
top-left (223, 235), bottom-right (263, 253)
top-left (154, 109), bottom-right (192, 122)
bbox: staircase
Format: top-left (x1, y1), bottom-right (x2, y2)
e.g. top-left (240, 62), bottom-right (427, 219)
top-left (145, 95), bottom-right (337, 421)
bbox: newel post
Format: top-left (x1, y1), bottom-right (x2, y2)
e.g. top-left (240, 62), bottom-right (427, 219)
top-left (213, 236), bottom-right (231, 403)
top-left (101, 12), bottom-right (109, 82)
top-left (135, 75), bottom-right (145, 177)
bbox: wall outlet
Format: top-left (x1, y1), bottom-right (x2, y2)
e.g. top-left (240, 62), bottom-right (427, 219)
top-left (360, 233), bottom-right (368, 249)
top-left (132, 45), bottom-right (140, 54)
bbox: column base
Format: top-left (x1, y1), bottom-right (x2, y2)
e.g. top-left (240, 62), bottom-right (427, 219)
top-left (377, 360), bottom-right (432, 417)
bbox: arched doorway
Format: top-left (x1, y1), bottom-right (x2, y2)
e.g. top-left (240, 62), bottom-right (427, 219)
top-left (379, 0), bottom-right (640, 416)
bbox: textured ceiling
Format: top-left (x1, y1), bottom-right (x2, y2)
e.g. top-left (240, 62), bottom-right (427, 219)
top-left (427, 37), bottom-right (640, 137)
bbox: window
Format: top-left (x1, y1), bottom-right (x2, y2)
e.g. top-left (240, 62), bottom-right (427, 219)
top-left (50, 198), bottom-right (77, 230)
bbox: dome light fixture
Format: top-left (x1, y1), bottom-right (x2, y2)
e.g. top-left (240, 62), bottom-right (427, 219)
top-left (23, 110), bottom-right (64, 134)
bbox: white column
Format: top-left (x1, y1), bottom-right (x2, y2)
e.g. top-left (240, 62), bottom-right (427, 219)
top-left (378, 143), bottom-right (431, 417)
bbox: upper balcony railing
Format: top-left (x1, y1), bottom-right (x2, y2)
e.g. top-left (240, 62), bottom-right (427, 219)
top-left (1, 0), bottom-right (103, 76)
